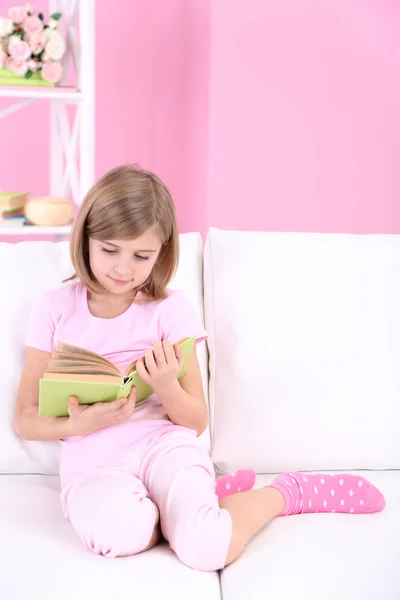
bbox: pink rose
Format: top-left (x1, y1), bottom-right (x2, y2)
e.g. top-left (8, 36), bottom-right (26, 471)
top-left (7, 57), bottom-right (28, 76)
top-left (0, 49), bottom-right (7, 68)
top-left (8, 6), bottom-right (27, 24)
top-left (9, 40), bottom-right (31, 61)
top-left (41, 60), bottom-right (62, 83)
top-left (27, 58), bottom-right (37, 71)
top-left (23, 15), bottom-right (43, 35)
top-left (27, 31), bottom-right (46, 55)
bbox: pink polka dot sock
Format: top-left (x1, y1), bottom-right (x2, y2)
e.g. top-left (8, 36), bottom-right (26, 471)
top-left (215, 469), bottom-right (256, 501)
top-left (269, 472), bottom-right (386, 516)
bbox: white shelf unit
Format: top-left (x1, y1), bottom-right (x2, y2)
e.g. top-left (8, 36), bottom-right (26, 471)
top-left (0, 0), bottom-right (95, 240)
top-left (0, 225), bottom-right (71, 236)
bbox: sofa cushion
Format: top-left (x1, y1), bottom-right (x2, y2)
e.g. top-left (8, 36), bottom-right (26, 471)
top-left (0, 474), bottom-right (221, 600)
top-left (0, 233), bottom-right (209, 475)
top-left (220, 470), bottom-right (400, 600)
top-left (205, 228), bottom-right (400, 473)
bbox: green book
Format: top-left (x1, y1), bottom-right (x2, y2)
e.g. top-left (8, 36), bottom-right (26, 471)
top-left (39, 337), bottom-right (195, 417)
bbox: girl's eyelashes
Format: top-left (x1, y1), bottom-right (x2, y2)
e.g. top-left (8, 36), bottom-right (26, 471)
top-left (101, 247), bottom-right (150, 261)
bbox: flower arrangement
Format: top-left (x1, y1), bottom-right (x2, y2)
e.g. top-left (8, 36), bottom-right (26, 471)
top-left (0, 4), bottom-right (65, 85)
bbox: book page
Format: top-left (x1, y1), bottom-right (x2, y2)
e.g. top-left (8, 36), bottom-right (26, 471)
top-left (52, 351), bottom-right (113, 365)
top-left (48, 358), bottom-right (113, 368)
top-left (56, 342), bottom-right (120, 373)
top-left (44, 372), bottom-right (120, 384)
top-left (45, 365), bottom-right (120, 376)
top-left (47, 360), bottom-right (118, 376)
top-left (124, 358), bottom-right (138, 377)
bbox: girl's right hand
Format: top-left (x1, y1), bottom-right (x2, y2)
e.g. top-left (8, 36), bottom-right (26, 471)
top-left (67, 387), bottom-right (137, 436)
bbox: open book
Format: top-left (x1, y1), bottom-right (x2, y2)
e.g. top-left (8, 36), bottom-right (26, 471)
top-left (39, 336), bottom-right (195, 417)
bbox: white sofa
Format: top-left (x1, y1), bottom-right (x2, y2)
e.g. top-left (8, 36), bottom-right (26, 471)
top-left (0, 228), bottom-right (399, 599)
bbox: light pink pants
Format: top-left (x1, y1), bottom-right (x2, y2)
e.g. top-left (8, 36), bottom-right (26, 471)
top-left (61, 427), bottom-right (232, 571)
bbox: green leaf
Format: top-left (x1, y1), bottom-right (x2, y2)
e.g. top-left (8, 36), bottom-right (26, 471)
top-left (38, 12), bottom-right (44, 20)
top-left (25, 70), bottom-right (33, 79)
top-left (50, 12), bottom-right (62, 21)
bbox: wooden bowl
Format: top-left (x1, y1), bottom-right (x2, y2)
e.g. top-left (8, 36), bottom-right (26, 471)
top-left (25, 196), bottom-right (72, 227)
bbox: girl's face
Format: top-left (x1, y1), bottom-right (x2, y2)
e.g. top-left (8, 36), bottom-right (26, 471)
top-left (88, 228), bottom-right (163, 298)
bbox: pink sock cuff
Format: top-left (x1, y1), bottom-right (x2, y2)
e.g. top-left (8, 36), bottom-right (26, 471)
top-left (269, 479), bottom-right (295, 516)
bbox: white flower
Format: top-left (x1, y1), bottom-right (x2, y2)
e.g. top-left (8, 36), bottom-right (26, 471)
top-left (44, 28), bottom-right (59, 41)
top-left (44, 30), bottom-right (65, 60)
top-left (8, 34), bottom-right (21, 48)
top-left (47, 18), bottom-right (59, 30)
top-left (0, 18), bottom-right (14, 38)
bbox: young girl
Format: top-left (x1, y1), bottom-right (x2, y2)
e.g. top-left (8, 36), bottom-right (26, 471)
top-left (14, 165), bottom-right (385, 571)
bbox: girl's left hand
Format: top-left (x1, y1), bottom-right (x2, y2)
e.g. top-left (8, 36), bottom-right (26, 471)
top-left (136, 340), bottom-right (184, 393)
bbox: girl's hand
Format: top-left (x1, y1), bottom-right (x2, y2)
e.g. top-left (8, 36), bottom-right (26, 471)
top-left (67, 386), bottom-right (136, 436)
top-left (136, 340), bottom-right (184, 395)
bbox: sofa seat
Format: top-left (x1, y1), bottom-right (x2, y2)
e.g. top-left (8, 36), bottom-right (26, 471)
top-left (0, 474), bottom-right (221, 600)
top-left (221, 471), bottom-right (400, 600)
top-left (2, 471), bottom-right (397, 600)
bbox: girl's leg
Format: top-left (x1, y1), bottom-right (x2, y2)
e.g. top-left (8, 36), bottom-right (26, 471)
top-left (140, 429), bottom-right (385, 571)
top-left (140, 430), bottom-right (278, 570)
top-left (221, 471), bottom-right (385, 564)
top-left (62, 467), bottom-right (159, 558)
top-left (220, 487), bottom-right (285, 565)
top-left (140, 429), bottom-right (233, 571)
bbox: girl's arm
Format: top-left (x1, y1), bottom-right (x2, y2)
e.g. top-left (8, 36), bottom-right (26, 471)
top-left (14, 347), bottom-right (137, 441)
top-left (137, 342), bottom-right (209, 436)
top-left (14, 347), bottom-right (74, 440)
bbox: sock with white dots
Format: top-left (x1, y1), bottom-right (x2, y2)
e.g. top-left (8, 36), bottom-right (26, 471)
top-left (215, 469), bottom-right (256, 501)
top-left (269, 472), bottom-right (386, 515)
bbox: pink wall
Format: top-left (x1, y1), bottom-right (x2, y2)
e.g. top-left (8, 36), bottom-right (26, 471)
top-left (207, 0), bottom-right (400, 233)
top-left (1, 0), bottom-right (400, 238)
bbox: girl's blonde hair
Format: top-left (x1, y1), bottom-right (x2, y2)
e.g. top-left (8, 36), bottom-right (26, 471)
top-left (64, 165), bottom-right (179, 301)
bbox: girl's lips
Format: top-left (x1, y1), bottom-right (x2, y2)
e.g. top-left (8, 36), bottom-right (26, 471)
top-left (109, 276), bottom-right (130, 286)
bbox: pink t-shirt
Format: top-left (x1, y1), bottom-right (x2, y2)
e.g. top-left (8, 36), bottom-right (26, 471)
top-left (26, 280), bottom-right (207, 486)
